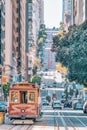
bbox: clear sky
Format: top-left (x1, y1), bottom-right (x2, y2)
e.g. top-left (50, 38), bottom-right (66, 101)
top-left (44, 0), bottom-right (62, 28)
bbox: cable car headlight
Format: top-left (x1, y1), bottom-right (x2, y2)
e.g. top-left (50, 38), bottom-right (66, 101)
top-left (21, 109), bottom-right (25, 112)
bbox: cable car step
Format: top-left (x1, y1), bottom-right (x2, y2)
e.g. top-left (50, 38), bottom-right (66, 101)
top-left (13, 119), bottom-right (34, 124)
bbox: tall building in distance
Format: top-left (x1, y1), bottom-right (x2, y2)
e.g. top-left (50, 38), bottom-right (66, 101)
top-left (73, 0), bottom-right (87, 25)
top-left (5, 0), bottom-right (13, 82)
top-left (12, 0), bottom-right (26, 81)
top-left (26, 0), bottom-right (44, 81)
top-left (39, 0), bottom-right (44, 24)
top-left (42, 28), bottom-right (59, 71)
top-left (20, 0), bottom-right (26, 80)
top-left (84, 0), bottom-right (87, 20)
top-left (62, 0), bottom-right (74, 30)
top-left (12, 0), bottom-right (21, 80)
top-left (62, 0), bottom-right (74, 25)
top-left (0, 0), bottom-right (44, 83)
top-left (0, 0), bottom-right (5, 87)
top-left (0, 0), bottom-right (5, 67)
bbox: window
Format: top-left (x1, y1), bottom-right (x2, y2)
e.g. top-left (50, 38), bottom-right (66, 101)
top-left (28, 92), bottom-right (35, 102)
top-left (16, 8), bottom-right (19, 13)
top-left (16, 18), bottom-right (19, 23)
top-left (16, 37), bottom-right (19, 42)
top-left (11, 92), bottom-right (18, 103)
top-left (16, 0), bottom-right (19, 3)
top-left (20, 91), bottom-right (28, 104)
top-left (16, 27), bottom-right (19, 32)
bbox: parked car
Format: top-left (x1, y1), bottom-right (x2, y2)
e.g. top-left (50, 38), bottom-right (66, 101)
top-left (60, 98), bottom-right (66, 104)
top-left (83, 101), bottom-right (87, 113)
top-left (74, 102), bottom-right (83, 110)
top-left (72, 98), bottom-right (82, 109)
top-left (52, 100), bottom-right (62, 109)
top-left (42, 100), bottom-right (49, 106)
top-left (64, 101), bottom-right (72, 108)
top-left (0, 101), bottom-right (8, 112)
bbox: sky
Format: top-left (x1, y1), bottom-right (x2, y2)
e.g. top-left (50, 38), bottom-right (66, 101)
top-left (44, 0), bottom-right (62, 28)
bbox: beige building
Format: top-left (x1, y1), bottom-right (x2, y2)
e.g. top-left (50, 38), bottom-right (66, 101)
top-left (62, 0), bottom-right (74, 31)
top-left (12, 0), bottom-right (20, 80)
top-left (5, 0), bottom-right (13, 82)
top-left (74, 0), bottom-right (84, 25)
top-left (2, 0), bottom-right (44, 82)
top-left (4, 0), bottom-right (26, 82)
top-left (12, 0), bottom-right (26, 81)
top-left (74, 0), bottom-right (87, 25)
top-left (20, 0), bottom-right (26, 80)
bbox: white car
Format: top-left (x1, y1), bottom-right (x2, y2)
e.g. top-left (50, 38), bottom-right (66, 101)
top-left (52, 101), bottom-right (62, 109)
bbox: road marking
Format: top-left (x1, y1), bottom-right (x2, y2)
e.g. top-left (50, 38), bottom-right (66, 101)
top-left (42, 88), bottom-right (64, 91)
top-left (43, 115), bottom-right (87, 118)
top-left (58, 112), bottom-right (68, 130)
top-left (75, 117), bottom-right (87, 128)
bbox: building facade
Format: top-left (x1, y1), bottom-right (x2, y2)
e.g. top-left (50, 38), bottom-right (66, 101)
top-left (12, 0), bottom-right (26, 81)
top-left (73, 0), bottom-right (87, 25)
top-left (26, 0), bottom-right (44, 81)
top-left (0, 0), bottom-right (44, 83)
top-left (12, 0), bottom-right (21, 81)
top-left (74, 0), bottom-right (84, 25)
top-left (5, 0), bottom-right (13, 82)
top-left (0, 0), bottom-right (5, 67)
top-left (62, 0), bottom-right (74, 30)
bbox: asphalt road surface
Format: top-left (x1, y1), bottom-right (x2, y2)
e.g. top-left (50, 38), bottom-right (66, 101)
top-left (0, 106), bottom-right (87, 130)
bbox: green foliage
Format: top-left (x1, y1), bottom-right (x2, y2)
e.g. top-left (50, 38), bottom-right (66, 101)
top-left (3, 82), bottom-right (10, 101)
top-left (59, 22), bottom-right (65, 31)
top-left (52, 20), bottom-right (87, 86)
top-left (37, 24), bottom-right (47, 57)
top-left (51, 35), bottom-right (60, 52)
top-left (31, 75), bottom-right (41, 85)
top-left (38, 24), bottom-right (47, 44)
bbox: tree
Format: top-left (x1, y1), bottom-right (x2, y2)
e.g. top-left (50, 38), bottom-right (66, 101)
top-left (37, 24), bottom-right (47, 58)
top-left (52, 20), bottom-right (87, 86)
top-left (31, 75), bottom-right (41, 85)
top-left (51, 29), bottom-right (66, 52)
top-left (3, 82), bottom-right (10, 101)
top-left (59, 22), bottom-right (65, 31)
top-left (56, 62), bottom-right (68, 75)
top-left (33, 57), bottom-right (42, 75)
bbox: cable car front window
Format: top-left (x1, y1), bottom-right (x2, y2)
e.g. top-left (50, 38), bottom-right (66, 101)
top-left (20, 91), bottom-right (28, 104)
top-left (11, 92), bottom-right (18, 103)
top-left (28, 92), bottom-right (35, 102)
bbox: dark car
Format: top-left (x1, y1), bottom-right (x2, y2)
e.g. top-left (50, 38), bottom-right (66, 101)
top-left (64, 101), bottom-right (72, 108)
top-left (83, 101), bottom-right (87, 113)
top-left (42, 100), bottom-right (49, 106)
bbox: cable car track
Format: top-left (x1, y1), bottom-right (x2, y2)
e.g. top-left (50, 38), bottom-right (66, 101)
top-left (54, 110), bottom-right (60, 130)
top-left (8, 125), bottom-right (33, 130)
top-left (59, 111), bottom-right (87, 130)
top-left (53, 110), bottom-right (87, 130)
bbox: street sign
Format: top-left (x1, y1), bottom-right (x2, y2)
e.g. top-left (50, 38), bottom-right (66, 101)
top-left (2, 75), bottom-right (7, 85)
